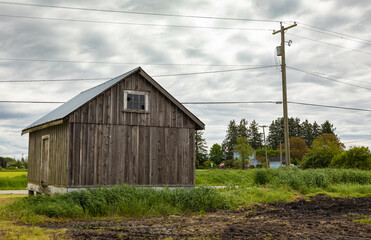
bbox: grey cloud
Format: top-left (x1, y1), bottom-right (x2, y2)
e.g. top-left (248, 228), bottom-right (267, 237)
top-left (252, 0), bottom-right (302, 19)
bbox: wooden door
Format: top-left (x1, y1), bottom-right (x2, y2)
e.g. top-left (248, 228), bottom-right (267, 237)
top-left (41, 135), bottom-right (50, 186)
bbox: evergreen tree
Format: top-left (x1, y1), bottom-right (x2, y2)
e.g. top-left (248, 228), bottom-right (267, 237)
top-left (222, 118), bottom-right (250, 160)
top-left (249, 120), bottom-right (263, 149)
top-left (195, 130), bottom-right (208, 168)
top-left (289, 117), bottom-right (302, 137)
top-left (267, 118), bottom-right (284, 149)
top-left (237, 119), bottom-right (250, 139)
top-left (300, 119), bottom-right (314, 146)
top-left (312, 121), bottom-right (322, 139)
top-left (321, 120), bottom-right (336, 135)
top-left (222, 120), bottom-right (238, 160)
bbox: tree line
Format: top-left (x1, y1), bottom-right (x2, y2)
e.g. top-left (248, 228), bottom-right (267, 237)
top-left (195, 117), bottom-right (371, 170)
top-left (0, 156), bottom-right (28, 169)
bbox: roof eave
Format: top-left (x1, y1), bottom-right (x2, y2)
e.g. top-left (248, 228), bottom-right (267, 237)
top-left (21, 119), bottom-right (64, 135)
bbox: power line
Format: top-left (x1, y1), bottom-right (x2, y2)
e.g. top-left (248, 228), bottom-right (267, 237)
top-left (313, 73), bottom-right (371, 86)
top-left (0, 1), bottom-right (283, 23)
top-left (0, 66), bottom-right (275, 82)
top-left (298, 22), bottom-right (371, 45)
top-left (2, 100), bottom-right (371, 112)
top-left (0, 57), bottom-right (258, 67)
top-left (182, 101), bottom-right (279, 104)
top-left (0, 14), bottom-right (273, 31)
top-left (343, 139), bottom-right (371, 144)
top-left (152, 66), bottom-right (276, 77)
top-left (287, 33), bottom-right (371, 56)
top-left (287, 101), bottom-right (371, 112)
top-left (0, 78), bottom-right (110, 83)
top-left (287, 66), bottom-right (371, 91)
top-left (0, 100), bottom-right (64, 104)
top-left (297, 25), bottom-right (371, 46)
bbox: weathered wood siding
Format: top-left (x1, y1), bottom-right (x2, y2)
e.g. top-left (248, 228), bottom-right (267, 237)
top-left (68, 72), bottom-right (196, 186)
top-left (27, 121), bottom-right (69, 186)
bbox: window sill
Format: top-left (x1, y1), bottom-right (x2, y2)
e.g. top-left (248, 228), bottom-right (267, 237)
top-left (123, 110), bottom-right (150, 114)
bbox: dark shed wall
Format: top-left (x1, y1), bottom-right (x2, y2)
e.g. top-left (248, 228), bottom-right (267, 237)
top-left (27, 121), bottom-right (69, 186)
top-left (68, 72), bottom-right (196, 187)
top-left (68, 125), bottom-right (194, 186)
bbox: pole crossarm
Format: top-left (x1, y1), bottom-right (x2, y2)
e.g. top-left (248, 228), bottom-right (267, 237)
top-left (272, 22), bottom-right (297, 35)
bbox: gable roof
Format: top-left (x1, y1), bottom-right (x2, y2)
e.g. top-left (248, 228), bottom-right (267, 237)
top-left (22, 67), bottom-right (204, 134)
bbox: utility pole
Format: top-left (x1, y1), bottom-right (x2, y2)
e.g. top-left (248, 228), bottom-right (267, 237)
top-left (279, 141), bottom-right (283, 166)
top-left (259, 125), bottom-right (269, 168)
top-left (273, 22), bottom-right (297, 167)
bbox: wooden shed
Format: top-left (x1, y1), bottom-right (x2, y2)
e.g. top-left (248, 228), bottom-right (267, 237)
top-left (22, 67), bottom-right (205, 195)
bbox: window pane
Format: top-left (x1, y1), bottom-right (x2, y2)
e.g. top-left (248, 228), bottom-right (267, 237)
top-left (127, 101), bottom-right (133, 109)
top-left (127, 94), bottom-right (133, 102)
top-left (140, 95), bottom-right (145, 101)
top-left (141, 104), bottom-right (145, 110)
top-left (133, 102), bottom-right (139, 110)
top-left (134, 94), bottom-right (139, 101)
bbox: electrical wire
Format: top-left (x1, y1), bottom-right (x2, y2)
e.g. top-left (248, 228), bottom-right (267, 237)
top-left (0, 100), bottom-right (64, 104)
top-left (0, 66), bottom-right (275, 82)
top-left (2, 100), bottom-right (371, 112)
top-left (287, 101), bottom-right (371, 112)
top-left (0, 57), bottom-right (259, 67)
top-left (312, 73), bottom-right (371, 86)
top-left (297, 22), bottom-right (371, 45)
top-left (0, 14), bottom-right (273, 31)
top-left (182, 101), bottom-right (279, 104)
top-left (152, 66), bottom-right (276, 77)
top-left (297, 25), bottom-right (371, 46)
top-left (0, 78), bottom-right (110, 82)
top-left (287, 33), bottom-right (371, 56)
top-left (287, 66), bottom-right (371, 91)
top-left (343, 139), bottom-right (371, 144)
top-left (0, 1), bottom-right (283, 23)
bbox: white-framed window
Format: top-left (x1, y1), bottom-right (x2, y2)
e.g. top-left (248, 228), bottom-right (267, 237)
top-left (124, 90), bottom-right (149, 112)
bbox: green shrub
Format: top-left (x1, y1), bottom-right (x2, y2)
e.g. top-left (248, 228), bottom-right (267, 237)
top-left (254, 169), bottom-right (274, 185)
top-left (331, 146), bottom-right (371, 170)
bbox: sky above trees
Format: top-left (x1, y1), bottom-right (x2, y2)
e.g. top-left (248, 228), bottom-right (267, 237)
top-left (0, 0), bottom-right (370, 158)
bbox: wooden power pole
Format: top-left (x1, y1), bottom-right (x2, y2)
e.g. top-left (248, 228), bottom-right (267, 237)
top-left (273, 22), bottom-right (297, 167)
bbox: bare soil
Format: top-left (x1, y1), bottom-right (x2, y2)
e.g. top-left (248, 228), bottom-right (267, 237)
top-left (40, 195), bottom-right (371, 239)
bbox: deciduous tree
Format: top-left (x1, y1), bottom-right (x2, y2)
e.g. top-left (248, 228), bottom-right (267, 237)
top-left (235, 137), bottom-right (253, 169)
top-left (331, 146), bottom-right (371, 170)
top-left (289, 136), bottom-right (308, 164)
top-left (302, 133), bottom-right (343, 168)
top-left (209, 143), bottom-right (223, 166)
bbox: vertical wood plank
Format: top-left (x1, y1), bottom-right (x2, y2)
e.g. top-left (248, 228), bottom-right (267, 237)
top-left (150, 127), bottom-right (157, 185)
top-left (157, 127), bottom-right (164, 185)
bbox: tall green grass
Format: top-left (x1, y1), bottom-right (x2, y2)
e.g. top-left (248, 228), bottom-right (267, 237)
top-left (0, 175), bottom-right (27, 190)
top-left (8, 185), bottom-right (233, 219)
top-left (253, 168), bottom-right (371, 193)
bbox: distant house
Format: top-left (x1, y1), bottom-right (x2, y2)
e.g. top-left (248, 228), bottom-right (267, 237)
top-left (22, 67), bottom-right (205, 195)
top-left (233, 150), bottom-right (259, 167)
top-left (233, 151), bottom-right (285, 168)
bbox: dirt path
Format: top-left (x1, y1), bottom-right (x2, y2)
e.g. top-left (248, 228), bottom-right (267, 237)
top-left (40, 195), bottom-right (371, 239)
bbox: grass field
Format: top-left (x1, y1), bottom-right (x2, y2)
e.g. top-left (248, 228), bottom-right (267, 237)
top-left (0, 171), bottom-right (27, 190)
top-left (0, 168), bottom-right (369, 238)
top-left (0, 168), bottom-right (370, 222)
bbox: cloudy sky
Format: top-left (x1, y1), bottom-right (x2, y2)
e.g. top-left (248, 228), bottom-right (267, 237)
top-left (0, 0), bottom-right (370, 159)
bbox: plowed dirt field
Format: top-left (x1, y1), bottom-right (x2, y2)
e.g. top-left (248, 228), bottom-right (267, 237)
top-left (40, 195), bottom-right (371, 239)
